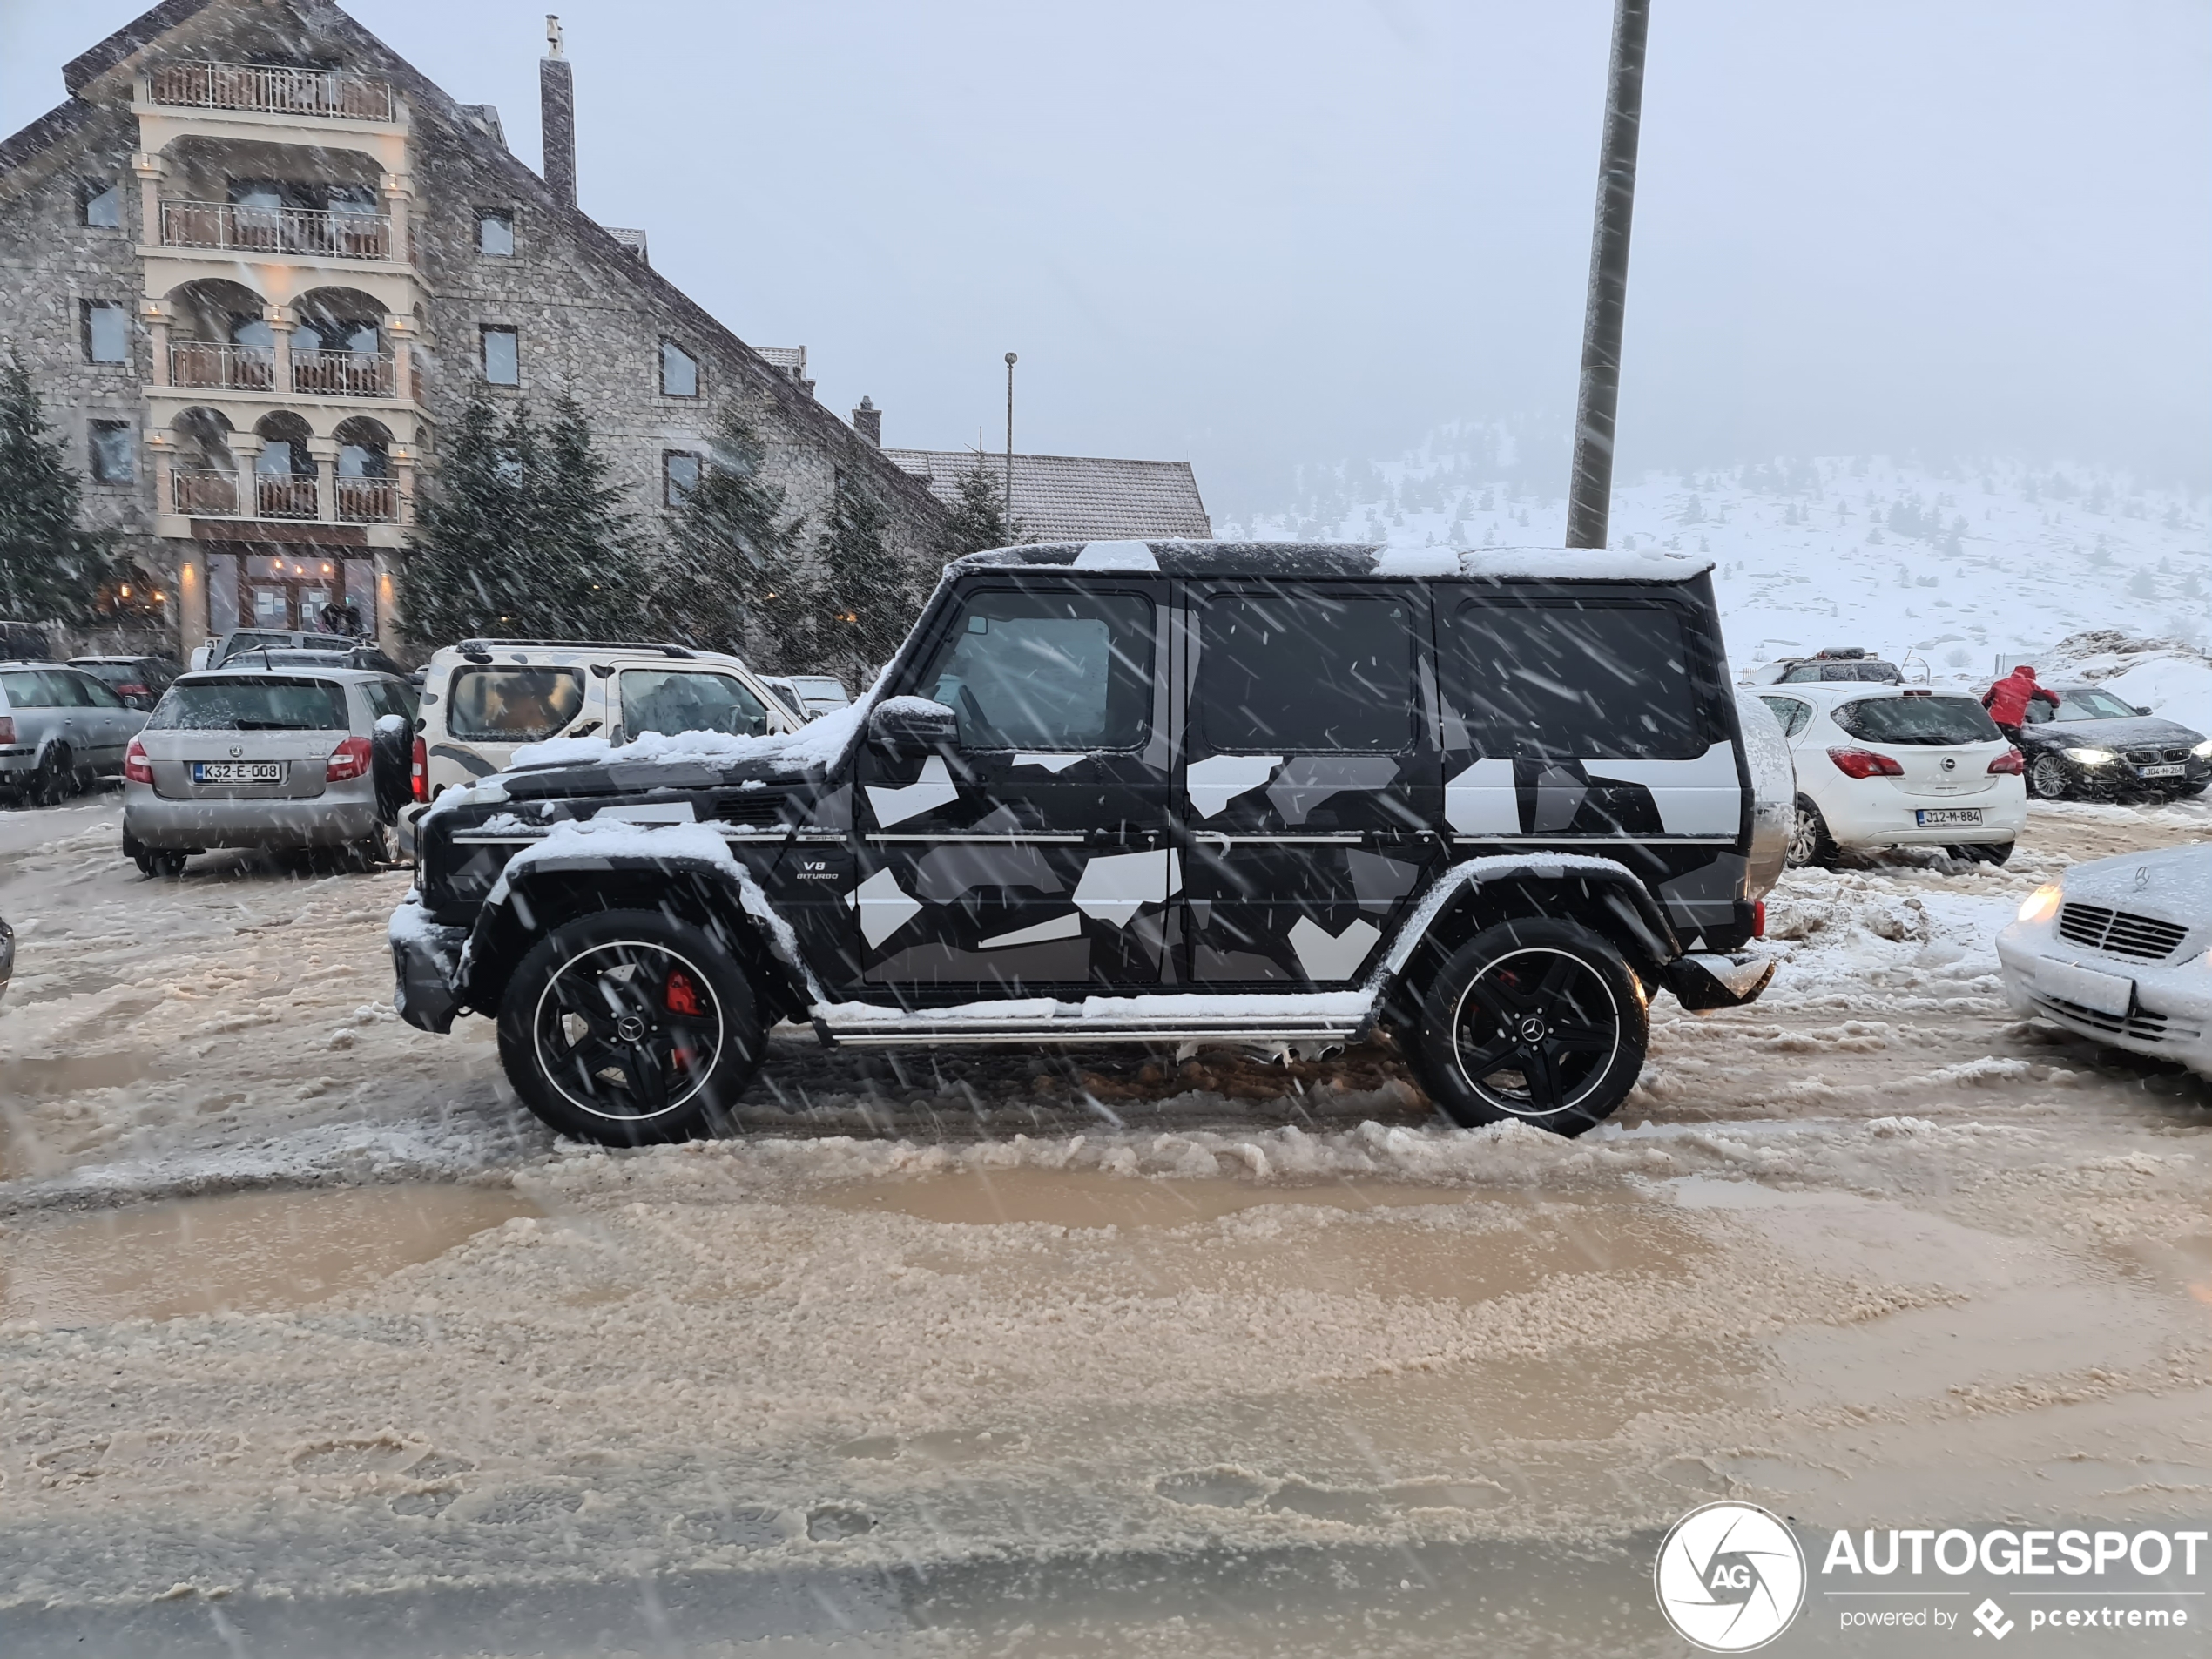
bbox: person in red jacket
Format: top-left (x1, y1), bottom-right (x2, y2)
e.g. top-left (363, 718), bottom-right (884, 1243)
top-left (1982, 664), bottom-right (2060, 744)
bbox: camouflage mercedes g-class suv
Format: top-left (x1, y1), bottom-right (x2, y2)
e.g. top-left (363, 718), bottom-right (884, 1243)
top-left (391, 541), bottom-right (1789, 1145)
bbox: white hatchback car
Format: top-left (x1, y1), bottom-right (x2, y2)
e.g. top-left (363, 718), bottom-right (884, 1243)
top-left (401, 639), bottom-right (801, 848)
top-left (1757, 684), bottom-right (2026, 867)
top-left (1998, 846), bottom-right (2212, 1075)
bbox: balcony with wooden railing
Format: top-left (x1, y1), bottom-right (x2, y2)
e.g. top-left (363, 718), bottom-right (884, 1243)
top-left (148, 61), bottom-right (395, 123)
top-left (171, 469), bottom-right (240, 516)
top-left (253, 475), bottom-right (321, 520)
top-left (168, 341), bottom-right (277, 391)
top-left (290, 350), bottom-right (396, 399)
top-left (159, 199), bottom-right (392, 262)
top-left (335, 477), bottom-right (398, 522)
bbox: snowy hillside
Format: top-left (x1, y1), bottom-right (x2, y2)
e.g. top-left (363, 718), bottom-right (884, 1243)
top-left (1221, 432), bottom-right (2209, 692)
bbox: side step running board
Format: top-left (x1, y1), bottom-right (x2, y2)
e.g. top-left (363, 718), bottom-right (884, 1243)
top-left (816, 1015), bottom-right (1371, 1048)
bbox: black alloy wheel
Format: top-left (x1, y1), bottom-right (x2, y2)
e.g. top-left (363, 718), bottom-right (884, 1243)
top-left (1410, 918), bottom-right (1648, 1136)
top-left (2028, 752), bottom-right (2072, 801)
top-left (497, 908), bottom-right (765, 1145)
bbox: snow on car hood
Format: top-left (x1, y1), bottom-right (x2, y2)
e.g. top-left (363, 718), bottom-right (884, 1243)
top-left (2056, 841), bottom-right (2212, 913)
top-left (509, 698), bottom-right (869, 774)
top-left (2020, 714), bottom-right (2203, 749)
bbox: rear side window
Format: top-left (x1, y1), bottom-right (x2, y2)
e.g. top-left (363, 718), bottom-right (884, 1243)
top-left (620, 670), bottom-right (770, 739)
top-left (0, 670), bottom-right (53, 708)
top-left (1196, 590), bottom-right (1415, 752)
top-left (1833, 695), bottom-right (2000, 746)
top-left (447, 666), bottom-right (584, 741)
top-left (1447, 601), bottom-right (1706, 759)
top-left (917, 590), bottom-right (1153, 751)
top-left (149, 678), bottom-right (349, 731)
top-left (1758, 695), bottom-right (1811, 738)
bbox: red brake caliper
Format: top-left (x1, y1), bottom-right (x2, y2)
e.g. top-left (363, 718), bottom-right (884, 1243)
top-left (664, 968), bottom-right (705, 1071)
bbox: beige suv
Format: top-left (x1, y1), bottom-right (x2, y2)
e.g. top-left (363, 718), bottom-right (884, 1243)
top-left (400, 639), bottom-right (800, 848)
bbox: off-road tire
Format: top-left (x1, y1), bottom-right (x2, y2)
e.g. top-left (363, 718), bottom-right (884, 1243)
top-left (1407, 918), bottom-right (1649, 1137)
top-left (2028, 753), bottom-right (2072, 801)
top-left (1785, 795), bottom-right (1838, 868)
top-left (496, 907), bottom-right (766, 1146)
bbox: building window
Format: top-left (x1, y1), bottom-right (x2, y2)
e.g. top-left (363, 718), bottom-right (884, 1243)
top-left (83, 300), bottom-right (128, 364)
top-left (477, 212), bottom-right (514, 256)
top-left (82, 180), bottom-right (121, 228)
top-left (481, 325), bottom-right (519, 385)
top-left (664, 450), bottom-right (702, 507)
top-left (660, 341), bottom-right (698, 398)
top-left (89, 421), bottom-right (135, 483)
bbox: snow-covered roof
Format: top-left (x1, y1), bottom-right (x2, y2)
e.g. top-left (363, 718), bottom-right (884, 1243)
top-left (953, 541), bottom-right (1718, 583)
top-left (884, 451), bottom-right (1212, 542)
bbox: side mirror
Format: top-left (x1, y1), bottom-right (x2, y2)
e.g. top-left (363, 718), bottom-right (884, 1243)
top-left (869, 697), bottom-right (957, 757)
top-left (2135, 705), bottom-right (2152, 717)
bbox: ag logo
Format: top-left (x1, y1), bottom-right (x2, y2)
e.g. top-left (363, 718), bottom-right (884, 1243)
top-left (1654, 1501), bottom-right (1806, 1652)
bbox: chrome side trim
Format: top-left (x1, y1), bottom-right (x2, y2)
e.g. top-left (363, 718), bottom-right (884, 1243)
top-left (864, 833), bottom-right (1085, 844)
top-left (1451, 834), bottom-right (1737, 846)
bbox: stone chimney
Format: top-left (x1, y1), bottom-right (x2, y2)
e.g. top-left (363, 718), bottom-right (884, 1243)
top-left (852, 396), bottom-right (881, 447)
top-left (540, 16), bottom-right (577, 209)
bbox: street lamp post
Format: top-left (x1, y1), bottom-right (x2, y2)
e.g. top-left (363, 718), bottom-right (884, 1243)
top-left (1003, 352), bottom-right (1017, 521)
top-left (1565, 0), bottom-right (1651, 551)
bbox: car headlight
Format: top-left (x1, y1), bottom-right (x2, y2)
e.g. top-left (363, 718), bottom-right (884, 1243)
top-left (2018, 883), bottom-right (2062, 924)
top-left (2062, 747), bottom-right (2117, 765)
top-left (2193, 738), bottom-right (2212, 759)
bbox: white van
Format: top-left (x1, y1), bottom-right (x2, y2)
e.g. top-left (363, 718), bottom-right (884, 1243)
top-left (400, 639), bottom-right (800, 847)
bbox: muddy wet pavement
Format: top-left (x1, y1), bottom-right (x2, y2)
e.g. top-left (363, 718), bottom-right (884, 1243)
top-left (2, 794), bottom-right (2209, 1656)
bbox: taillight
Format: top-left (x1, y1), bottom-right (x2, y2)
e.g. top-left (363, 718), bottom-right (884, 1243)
top-left (327, 735), bottom-right (374, 781)
top-left (1988, 747), bottom-right (2025, 775)
top-left (1826, 746), bottom-right (1905, 779)
top-left (124, 734), bottom-right (152, 784)
top-left (0, 716), bottom-right (15, 746)
top-left (1752, 900), bottom-right (1765, 939)
top-left (411, 735), bottom-right (428, 803)
top-left (117, 683), bottom-right (149, 699)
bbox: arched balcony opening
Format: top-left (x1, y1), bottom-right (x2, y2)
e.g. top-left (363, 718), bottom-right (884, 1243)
top-left (334, 415), bottom-right (397, 522)
top-left (166, 279), bottom-right (273, 391)
top-left (156, 136), bottom-right (391, 261)
top-left (252, 411), bottom-right (319, 520)
top-left (169, 407), bottom-right (239, 514)
top-left (293, 287), bottom-right (394, 398)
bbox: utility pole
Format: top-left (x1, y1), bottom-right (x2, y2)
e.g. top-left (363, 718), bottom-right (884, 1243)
top-left (1003, 352), bottom-right (1017, 520)
top-left (1565, 0), bottom-right (1650, 550)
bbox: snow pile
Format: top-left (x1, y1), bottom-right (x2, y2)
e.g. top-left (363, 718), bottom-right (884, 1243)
top-left (2040, 631), bottom-right (2212, 734)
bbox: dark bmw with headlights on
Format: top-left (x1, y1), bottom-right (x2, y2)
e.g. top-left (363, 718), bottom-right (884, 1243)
top-left (2015, 685), bottom-right (2211, 802)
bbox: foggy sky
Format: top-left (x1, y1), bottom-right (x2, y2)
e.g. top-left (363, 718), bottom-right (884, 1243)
top-left (5, 0), bottom-right (2206, 515)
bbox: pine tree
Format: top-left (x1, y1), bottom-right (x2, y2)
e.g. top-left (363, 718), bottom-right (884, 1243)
top-left (400, 396), bottom-right (645, 648)
top-left (652, 414), bottom-right (808, 656)
top-left (0, 351), bottom-right (115, 624)
top-left (814, 476), bottom-right (916, 687)
top-left (934, 455), bottom-right (1022, 557)
top-left (533, 397), bottom-right (647, 638)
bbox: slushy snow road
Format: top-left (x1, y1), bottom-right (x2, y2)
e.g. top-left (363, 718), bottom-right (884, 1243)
top-left (1, 790), bottom-right (2208, 1656)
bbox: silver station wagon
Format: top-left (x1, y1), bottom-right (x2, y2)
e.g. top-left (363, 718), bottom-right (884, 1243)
top-left (123, 666), bottom-right (415, 876)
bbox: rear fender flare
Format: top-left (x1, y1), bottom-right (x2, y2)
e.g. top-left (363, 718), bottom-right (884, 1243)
top-left (1375, 853), bottom-right (1683, 992)
top-left (459, 853), bottom-right (813, 1021)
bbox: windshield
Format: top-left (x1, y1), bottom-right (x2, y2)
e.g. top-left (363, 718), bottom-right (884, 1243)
top-left (1833, 694), bottom-right (2001, 746)
top-left (2036, 688), bottom-right (2139, 722)
top-left (148, 677), bottom-right (349, 731)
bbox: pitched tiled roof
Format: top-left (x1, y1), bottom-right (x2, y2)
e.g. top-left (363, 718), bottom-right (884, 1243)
top-left (881, 449), bottom-right (1211, 542)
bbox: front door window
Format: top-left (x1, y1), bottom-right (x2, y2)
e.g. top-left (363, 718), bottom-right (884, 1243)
top-left (850, 583), bottom-right (1167, 993)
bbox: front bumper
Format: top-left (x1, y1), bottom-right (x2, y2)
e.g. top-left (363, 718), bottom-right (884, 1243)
top-left (125, 779), bottom-right (381, 850)
top-left (389, 896), bottom-right (469, 1034)
top-left (1995, 921), bottom-right (2212, 1073)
